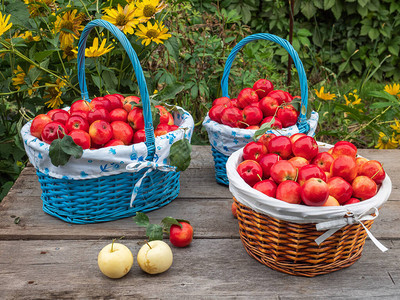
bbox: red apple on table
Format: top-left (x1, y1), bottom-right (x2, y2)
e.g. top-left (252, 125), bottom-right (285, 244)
top-left (288, 156), bottom-right (309, 171)
top-left (220, 107), bottom-right (244, 128)
top-left (267, 90), bottom-right (292, 105)
top-left (70, 99), bottom-right (91, 113)
top-left (237, 88), bottom-right (259, 109)
top-left (322, 195), bottom-right (340, 206)
top-left (111, 121), bottom-right (134, 145)
top-left (104, 139), bottom-right (125, 147)
top-left (276, 105), bottom-right (299, 128)
top-left (258, 133), bottom-right (276, 148)
top-left (260, 116), bottom-right (283, 129)
top-left (237, 160), bottom-right (263, 187)
top-left (330, 155), bottom-right (357, 183)
top-left (212, 97), bottom-right (231, 107)
top-left (87, 107), bottom-right (111, 124)
top-left (292, 136), bottom-right (319, 161)
top-left (231, 202), bottom-right (237, 218)
top-left (259, 96), bottom-right (279, 117)
top-left (133, 129), bottom-right (146, 144)
top-left (104, 94), bottom-right (123, 110)
top-left (253, 79), bottom-right (274, 99)
top-left (242, 141), bottom-right (267, 162)
top-left (47, 109), bottom-right (64, 119)
top-left (66, 115), bottom-right (89, 133)
top-left (41, 122), bottom-right (66, 144)
top-left (331, 141), bottom-right (357, 159)
top-left (259, 153), bottom-right (280, 179)
top-left (270, 160), bottom-right (297, 184)
top-left (276, 180), bottom-right (301, 204)
top-left (89, 120), bottom-right (113, 145)
top-left (242, 106), bottom-right (263, 126)
top-left (69, 129), bottom-right (91, 149)
top-left (301, 178), bottom-right (329, 206)
top-left (169, 221), bottom-right (193, 248)
top-left (30, 114), bottom-right (52, 139)
top-left (359, 160), bottom-right (385, 185)
top-left (297, 164), bottom-right (326, 186)
top-left (123, 96), bottom-right (140, 112)
top-left (267, 136), bottom-right (292, 159)
top-left (352, 176), bottom-right (378, 200)
top-left (311, 152), bottom-right (334, 172)
top-left (110, 108), bottom-right (128, 122)
top-left (51, 110), bottom-right (70, 125)
top-left (253, 179), bottom-right (277, 198)
top-left (327, 176), bottom-right (353, 204)
top-left (290, 133), bottom-right (307, 144)
top-left (127, 107), bottom-right (145, 131)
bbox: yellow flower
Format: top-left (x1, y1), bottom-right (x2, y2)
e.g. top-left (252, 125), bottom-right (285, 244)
top-left (314, 86), bottom-right (336, 101)
top-left (135, 21), bottom-right (171, 46)
top-left (391, 119), bottom-right (400, 133)
top-left (12, 65), bottom-right (40, 96)
top-left (53, 10), bottom-right (84, 48)
top-left (135, 0), bottom-right (167, 23)
top-left (384, 83), bottom-right (400, 96)
top-left (102, 4), bottom-right (139, 35)
top-left (24, 0), bottom-right (56, 17)
top-left (43, 78), bottom-right (67, 108)
top-left (84, 37), bottom-right (114, 57)
top-left (375, 132), bottom-right (399, 149)
top-left (0, 12), bottom-right (12, 37)
top-left (61, 44), bottom-right (77, 61)
top-left (18, 31), bottom-right (40, 42)
top-left (344, 93), bottom-right (362, 106)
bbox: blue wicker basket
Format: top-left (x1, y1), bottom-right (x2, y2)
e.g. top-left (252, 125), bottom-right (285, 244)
top-left (23, 20), bottom-right (192, 224)
top-left (203, 33), bottom-right (318, 186)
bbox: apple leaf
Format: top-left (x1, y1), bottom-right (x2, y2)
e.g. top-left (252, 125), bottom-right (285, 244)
top-left (253, 119), bottom-right (275, 141)
top-left (161, 217), bottom-right (182, 231)
top-left (169, 139), bottom-right (192, 172)
top-left (146, 224), bottom-right (163, 241)
top-left (49, 135), bottom-right (83, 167)
top-left (132, 212), bottom-right (150, 227)
top-left (150, 103), bottom-right (161, 129)
top-left (61, 135), bottom-right (83, 159)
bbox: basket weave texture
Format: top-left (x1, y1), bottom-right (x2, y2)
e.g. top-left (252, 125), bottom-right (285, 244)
top-left (234, 198), bottom-right (373, 277)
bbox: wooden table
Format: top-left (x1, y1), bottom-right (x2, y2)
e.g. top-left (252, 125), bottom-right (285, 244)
top-left (1, 146), bottom-right (399, 299)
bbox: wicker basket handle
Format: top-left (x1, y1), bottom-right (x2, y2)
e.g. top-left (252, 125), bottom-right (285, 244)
top-left (221, 33), bottom-right (309, 133)
top-left (77, 19), bottom-right (156, 160)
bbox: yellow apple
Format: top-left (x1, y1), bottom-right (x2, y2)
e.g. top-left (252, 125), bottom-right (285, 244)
top-left (137, 240), bottom-right (173, 274)
top-left (97, 242), bottom-right (134, 279)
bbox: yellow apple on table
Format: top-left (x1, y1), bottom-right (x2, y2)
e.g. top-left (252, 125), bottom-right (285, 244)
top-left (137, 240), bottom-right (173, 274)
top-left (97, 241), bottom-right (134, 279)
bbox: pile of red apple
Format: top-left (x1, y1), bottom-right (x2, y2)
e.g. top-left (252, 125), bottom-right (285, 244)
top-left (236, 133), bottom-right (386, 206)
top-left (29, 94), bottom-right (178, 149)
top-left (209, 78), bottom-right (299, 129)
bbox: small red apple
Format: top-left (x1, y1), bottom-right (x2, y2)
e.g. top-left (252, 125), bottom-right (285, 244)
top-left (352, 176), bottom-right (378, 200)
top-left (237, 88), bottom-right (259, 108)
top-left (237, 160), bottom-right (263, 187)
top-left (311, 152), bottom-right (334, 172)
top-left (270, 160), bottom-right (297, 184)
top-left (322, 195), bottom-right (340, 206)
top-left (69, 129), bottom-right (91, 149)
top-left (133, 129), bottom-right (146, 144)
top-left (327, 176), bottom-right (353, 204)
top-left (70, 110), bottom-right (89, 120)
top-left (47, 109), bottom-right (64, 119)
top-left (154, 123), bottom-right (171, 137)
top-left (242, 105), bottom-right (263, 126)
top-left (276, 180), bottom-right (301, 204)
top-left (301, 178), bottom-right (329, 206)
top-left (267, 136), bottom-right (292, 159)
top-left (331, 155), bottom-right (357, 183)
top-left (260, 116), bottom-right (283, 129)
top-left (344, 198), bottom-right (361, 205)
top-left (169, 221), bottom-right (194, 247)
top-left (297, 164), bottom-right (326, 186)
top-left (41, 122), bottom-right (66, 144)
top-left (212, 97), bottom-right (231, 107)
top-left (289, 133), bottom-right (307, 144)
top-left (259, 96), bottom-right (279, 117)
top-left (242, 141), bottom-right (267, 162)
top-left (111, 121), bottom-right (134, 145)
top-left (87, 107), bottom-right (111, 124)
top-left (276, 105), bottom-right (299, 128)
top-left (65, 115), bottom-right (89, 133)
top-left (259, 153), bottom-right (280, 179)
top-left (70, 99), bottom-right (91, 113)
top-left (123, 96), bottom-right (140, 112)
top-left (253, 179), bottom-right (277, 198)
top-left (331, 141), bottom-right (357, 159)
top-left (292, 136), bottom-right (319, 161)
top-left (209, 104), bottom-right (227, 123)
top-left (288, 156), bottom-right (309, 170)
top-left (90, 96), bottom-right (112, 112)
top-left (253, 79), bottom-right (274, 99)
top-left (103, 94), bottom-right (124, 110)
top-left (359, 160), bottom-right (386, 185)
top-left (220, 107), bottom-right (244, 128)
top-left (30, 114), bottom-right (52, 139)
top-left (51, 110), bottom-right (70, 125)
top-left (156, 105), bottom-right (174, 125)
top-left (110, 108), bottom-right (128, 122)
top-left (127, 107), bottom-right (145, 131)
top-left (89, 120), bottom-right (113, 145)
top-left (356, 157), bottom-right (369, 174)
top-left (258, 133), bottom-right (276, 149)
top-left (267, 90), bottom-right (292, 105)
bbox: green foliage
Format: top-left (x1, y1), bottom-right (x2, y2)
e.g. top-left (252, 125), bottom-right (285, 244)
top-left (133, 212), bottom-right (182, 241)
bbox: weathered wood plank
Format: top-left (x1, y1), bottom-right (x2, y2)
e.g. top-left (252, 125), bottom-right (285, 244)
top-left (0, 239), bottom-right (399, 299)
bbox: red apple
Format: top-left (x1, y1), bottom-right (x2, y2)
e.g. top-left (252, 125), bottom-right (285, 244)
top-left (110, 108), bottom-right (128, 122)
top-left (237, 160), bottom-right (263, 187)
top-left (356, 157), bottom-right (369, 174)
top-left (352, 176), bottom-right (378, 200)
top-left (111, 121), bottom-right (134, 145)
top-left (41, 122), bottom-right (66, 144)
top-left (267, 136), bottom-right (292, 159)
top-left (259, 153), bottom-right (280, 179)
top-left (133, 129), bottom-right (146, 144)
top-left (276, 180), bottom-right (301, 204)
top-left (231, 202), bottom-right (237, 218)
top-left (47, 109), bottom-right (64, 119)
top-left (127, 107), bottom-right (145, 131)
top-left (297, 164), bottom-right (327, 186)
top-left (87, 107), bottom-right (111, 124)
top-left (292, 136), bottom-right (319, 161)
top-left (220, 107), bottom-right (244, 128)
top-left (103, 94), bottom-right (123, 110)
top-left (259, 96), bottom-right (279, 117)
top-left (70, 110), bottom-right (88, 120)
top-left (327, 176), bottom-right (353, 204)
top-left (344, 198), bottom-right (361, 205)
top-left (242, 106), bottom-right (263, 126)
top-left (322, 195), bottom-right (340, 206)
top-left (260, 116), bottom-right (283, 129)
top-left (246, 125), bottom-right (260, 130)
top-left (230, 98), bottom-right (239, 107)
top-left (331, 141), bottom-right (357, 159)
top-left (267, 90), bottom-right (292, 105)
top-left (301, 178), bottom-right (329, 206)
top-left (209, 104), bottom-right (227, 123)
top-left (331, 155), bottom-right (357, 183)
top-left (104, 139), bottom-right (125, 147)
top-left (156, 105), bottom-right (174, 125)
top-left (237, 88), bottom-right (259, 109)
top-left (123, 96), bottom-right (140, 112)
top-left (359, 160), bottom-right (386, 185)
top-left (69, 129), bottom-right (91, 149)
top-left (66, 115), bottom-right (89, 132)
top-left (70, 99), bottom-right (91, 113)
top-left (288, 156), bottom-right (309, 170)
top-left (311, 152), bottom-right (334, 172)
top-left (89, 120), bottom-right (113, 145)
top-left (90, 96), bottom-right (112, 112)
top-left (276, 105), bottom-right (299, 128)
top-left (51, 110), bottom-right (70, 125)
top-left (111, 93), bottom-right (125, 101)
top-left (258, 133), bottom-right (276, 149)
top-left (270, 160), bottom-right (297, 184)
top-left (30, 114), bottom-right (52, 139)
top-left (212, 97), bottom-right (231, 107)
top-left (253, 79), bottom-right (274, 99)
top-left (289, 133), bottom-right (307, 144)
top-left (169, 221), bottom-right (193, 247)
top-left (253, 179), bottom-right (277, 198)
top-left (154, 123), bottom-right (171, 137)
top-left (242, 141), bottom-right (267, 162)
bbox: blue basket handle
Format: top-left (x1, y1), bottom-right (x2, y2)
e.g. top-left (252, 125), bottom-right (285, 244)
top-left (77, 19), bottom-right (155, 160)
top-left (221, 33), bottom-right (309, 133)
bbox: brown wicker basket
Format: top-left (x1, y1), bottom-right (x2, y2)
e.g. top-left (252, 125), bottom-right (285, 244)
top-left (234, 197), bottom-right (374, 277)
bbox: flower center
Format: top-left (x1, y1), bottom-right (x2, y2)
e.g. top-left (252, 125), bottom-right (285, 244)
top-left (381, 136), bottom-right (389, 144)
top-left (60, 20), bottom-right (74, 31)
top-left (116, 14), bottom-right (128, 26)
top-left (146, 29), bottom-right (159, 38)
top-left (143, 5), bottom-right (156, 17)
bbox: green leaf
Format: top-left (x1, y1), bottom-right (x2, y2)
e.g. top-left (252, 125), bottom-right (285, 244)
top-left (34, 50), bottom-right (58, 62)
top-left (368, 29), bottom-right (380, 41)
top-left (146, 224), bottom-right (163, 241)
top-left (357, 0), bottom-right (369, 7)
top-left (150, 103), bottom-right (161, 129)
top-left (60, 135), bottom-right (83, 159)
top-left (331, 1), bottom-right (343, 19)
top-left (49, 139), bottom-right (71, 167)
top-left (301, 1), bottom-right (316, 19)
top-left (324, 0), bottom-right (335, 10)
top-left (368, 91), bottom-right (398, 103)
top-left (169, 139), bottom-right (192, 172)
top-left (157, 82), bottom-right (185, 102)
top-left (161, 217), bottom-right (181, 231)
top-left (164, 37), bottom-right (180, 62)
top-left (133, 212), bottom-right (150, 227)
top-left (254, 120), bottom-right (275, 141)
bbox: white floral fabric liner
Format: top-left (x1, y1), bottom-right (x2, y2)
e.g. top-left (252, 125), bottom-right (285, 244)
top-left (202, 111), bottom-right (319, 156)
top-left (21, 106), bottom-right (194, 180)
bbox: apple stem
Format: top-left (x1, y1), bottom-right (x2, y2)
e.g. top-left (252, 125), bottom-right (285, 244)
top-left (294, 168), bottom-right (299, 182)
top-left (371, 165), bottom-right (383, 179)
top-left (146, 242), bottom-right (152, 249)
top-left (111, 238), bottom-right (116, 252)
top-left (257, 174), bottom-right (262, 182)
